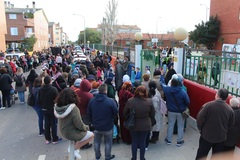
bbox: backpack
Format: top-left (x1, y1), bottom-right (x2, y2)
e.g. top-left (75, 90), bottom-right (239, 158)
top-left (16, 75), bottom-right (23, 87)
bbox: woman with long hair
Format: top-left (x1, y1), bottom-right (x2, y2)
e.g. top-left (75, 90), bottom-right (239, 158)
top-left (118, 81), bottom-right (133, 144)
top-left (14, 67), bottom-right (27, 104)
top-left (32, 77), bottom-right (44, 136)
top-left (26, 69), bottom-right (38, 93)
top-left (148, 81), bottom-right (163, 143)
top-left (54, 88), bottom-right (94, 159)
top-left (123, 86), bottom-right (155, 160)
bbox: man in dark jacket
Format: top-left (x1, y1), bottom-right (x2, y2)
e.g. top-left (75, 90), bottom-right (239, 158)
top-left (38, 76), bottom-right (61, 144)
top-left (88, 84), bottom-right (118, 160)
top-left (195, 88), bottom-right (234, 160)
top-left (160, 70), bottom-right (190, 147)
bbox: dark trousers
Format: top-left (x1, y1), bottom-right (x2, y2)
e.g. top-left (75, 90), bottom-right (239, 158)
top-left (130, 131), bottom-right (148, 160)
top-left (196, 136), bottom-right (224, 160)
top-left (2, 90), bottom-right (11, 107)
top-left (211, 72), bottom-right (219, 86)
top-left (43, 111), bottom-right (58, 142)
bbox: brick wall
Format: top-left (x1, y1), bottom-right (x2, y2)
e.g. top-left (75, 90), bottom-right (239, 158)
top-left (0, 0), bottom-right (7, 51)
top-left (210, 0), bottom-right (240, 49)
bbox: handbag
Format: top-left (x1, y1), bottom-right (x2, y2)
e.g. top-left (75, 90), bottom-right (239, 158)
top-left (27, 92), bottom-right (35, 106)
top-left (170, 92), bottom-right (189, 119)
top-left (124, 100), bottom-right (136, 130)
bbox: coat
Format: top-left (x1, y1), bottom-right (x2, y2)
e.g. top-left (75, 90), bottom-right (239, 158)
top-left (115, 63), bottom-right (124, 91)
top-left (151, 90), bottom-right (163, 132)
top-left (54, 104), bottom-right (88, 141)
top-left (14, 74), bottom-right (27, 92)
top-left (123, 97), bottom-right (155, 131)
top-left (197, 99), bottom-right (235, 143)
top-left (0, 73), bottom-right (12, 91)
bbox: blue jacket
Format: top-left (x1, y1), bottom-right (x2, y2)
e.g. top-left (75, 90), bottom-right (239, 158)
top-left (87, 93), bottom-right (118, 131)
top-left (135, 71), bottom-right (141, 81)
top-left (160, 75), bottom-right (190, 113)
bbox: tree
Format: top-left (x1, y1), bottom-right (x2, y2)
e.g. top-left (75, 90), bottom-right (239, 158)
top-left (22, 35), bottom-right (37, 51)
top-left (189, 15), bottom-right (220, 50)
top-left (77, 28), bottom-right (101, 44)
top-left (101, 0), bottom-right (118, 53)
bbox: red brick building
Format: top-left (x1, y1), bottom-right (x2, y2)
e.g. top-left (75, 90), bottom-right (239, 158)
top-left (210, 0), bottom-right (240, 50)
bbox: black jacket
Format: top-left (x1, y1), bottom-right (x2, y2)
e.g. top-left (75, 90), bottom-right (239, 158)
top-left (38, 84), bottom-right (58, 112)
top-left (0, 73), bottom-right (13, 91)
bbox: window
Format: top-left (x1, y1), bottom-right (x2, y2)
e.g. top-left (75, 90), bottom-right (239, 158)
top-left (237, 38), bottom-right (240, 44)
top-left (9, 14), bottom-right (17, 19)
top-left (126, 41), bottom-right (131, 46)
top-left (10, 27), bottom-right (18, 35)
top-left (26, 28), bottom-right (33, 33)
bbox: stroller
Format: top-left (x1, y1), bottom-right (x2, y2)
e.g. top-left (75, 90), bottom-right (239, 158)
top-left (10, 88), bottom-right (18, 105)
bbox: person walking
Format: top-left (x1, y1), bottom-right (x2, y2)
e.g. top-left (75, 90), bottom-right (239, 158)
top-left (88, 84), bottom-right (118, 160)
top-left (195, 88), bottom-right (234, 160)
top-left (38, 76), bottom-right (61, 144)
top-left (123, 86), bottom-right (155, 160)
top-left (211, 56), bottom-right (220, 87)
top-left (159, 69), bottom-right (190, 147)
top-left (14, 67), bottom-right (27, 104)
top-left (54, 88), bottom-right (94, 159)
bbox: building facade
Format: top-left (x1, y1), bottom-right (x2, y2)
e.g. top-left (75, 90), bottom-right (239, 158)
top-left (0, 0), bottom-right (7, 51)
top-left (5, 1), bottom-right (49, 51)
top-left (210, 0), bottom-right (240, 50)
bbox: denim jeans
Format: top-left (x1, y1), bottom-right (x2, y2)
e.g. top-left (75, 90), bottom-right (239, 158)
top-left (18, 91), bottom-right (25, 103)
top-left (94, 129), bottom-right (113, 160)
top-left (33, 105), bottom-right (44, 134)
top-left (130, 131), bottom-right (148, 160)
top-left (166, 111), bottom-right (184, 142)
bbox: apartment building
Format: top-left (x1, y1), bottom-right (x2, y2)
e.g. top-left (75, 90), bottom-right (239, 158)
top-left (0, 0), bottom-right (7, 51)
top-left (5, 1), bottom-right (49, 51)
top-left (48, 22), bottom-right (68, 46)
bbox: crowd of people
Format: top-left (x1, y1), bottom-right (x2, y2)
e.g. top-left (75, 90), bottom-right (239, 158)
top-left (0, 47), bottom-right (239, 160)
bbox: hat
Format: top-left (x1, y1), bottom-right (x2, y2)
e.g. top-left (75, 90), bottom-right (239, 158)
top-left (87, 74), bottom-right (95, 81)
top-left (122, 75), bottom-right (130, 83)
top-left (92, 81), bottom-right (100, 89)
top-left (74, 78), bottom-right (82, 87)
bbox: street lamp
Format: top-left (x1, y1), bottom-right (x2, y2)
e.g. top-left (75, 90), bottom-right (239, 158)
top-left (200, 4), bottom-right (208, 22)
top-left (156, 17), bottom-right (161, 39)
top-left (73, 14), bottom-right (86, 50)
top-left (134, 32), bottom-right (143, 69)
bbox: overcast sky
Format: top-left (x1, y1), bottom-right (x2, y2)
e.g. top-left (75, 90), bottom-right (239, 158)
top-left (9, 0), bottom-right (210, 41)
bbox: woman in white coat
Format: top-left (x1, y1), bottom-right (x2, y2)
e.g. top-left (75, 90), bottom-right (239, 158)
top-left (148, 80), bottom-right (163, 143)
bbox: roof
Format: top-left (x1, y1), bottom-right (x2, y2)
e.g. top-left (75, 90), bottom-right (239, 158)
top-left (5, 8), bottom-right (42, 14)
top-left (97, 24), bottom-right (141, 30)
top-left (49, 22), bottom-right (54, 26)
top-left (115, 33), bottom-right (175, 40)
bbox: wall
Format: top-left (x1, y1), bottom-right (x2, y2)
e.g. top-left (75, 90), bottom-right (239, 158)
top-left (210, 0), bottom-right (240, 50)
top-left (184, 79), bottom-right (232, 119)
top-left (0, 0), bottom-right (7, 51)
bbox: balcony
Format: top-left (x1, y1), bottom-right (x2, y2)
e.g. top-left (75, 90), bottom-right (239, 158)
top-left (25, 32), bottom-right (34, 38)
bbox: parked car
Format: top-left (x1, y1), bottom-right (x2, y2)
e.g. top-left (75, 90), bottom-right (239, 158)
top-left (73, 53), bottom-right (86, 62)
top-left (5, 48), bottom-right (25, 60)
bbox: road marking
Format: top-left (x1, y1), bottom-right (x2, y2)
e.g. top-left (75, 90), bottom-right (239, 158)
top-left (38, 155), bottom-right (46, 160)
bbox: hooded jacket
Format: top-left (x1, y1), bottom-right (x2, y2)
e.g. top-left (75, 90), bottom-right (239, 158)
top-left (87, 93), bottom-right (118, 131)
top-left (54, 104), bottom-right (88, 141)
top-left (160, 75), bottom-right (190, 113)
top-left (38, 84), bottom-right (58, 112)
top-left (76, 79), bottom-right (93, 115)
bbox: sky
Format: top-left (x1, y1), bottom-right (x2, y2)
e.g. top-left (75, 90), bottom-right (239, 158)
top-left (9, 0), bottom-right (210, 41)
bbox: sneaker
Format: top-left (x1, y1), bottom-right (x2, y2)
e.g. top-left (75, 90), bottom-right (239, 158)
top-left (45, 140), bottom-right (51, 144)
top-left (0, 107), bottom-right (6, 110)
top-left (177, 140), bottom-right (184, 147)
top-left (74, 150), bottom-right (81, 159)
top-left (39, 133), bottom-right (44, 137)
top-left (165, 138), bottom-right (171, 145)
top-left (108, 155), bottom-right (115, 160)
top-left (52, 138), bottom-right (62, 144)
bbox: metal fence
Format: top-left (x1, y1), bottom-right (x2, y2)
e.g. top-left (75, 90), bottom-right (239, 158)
top-left (184, 55), bottom-right (240, 97)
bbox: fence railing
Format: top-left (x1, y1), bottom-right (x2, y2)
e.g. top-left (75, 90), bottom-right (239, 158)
top-left (184, 55), bottom-right (240, 96)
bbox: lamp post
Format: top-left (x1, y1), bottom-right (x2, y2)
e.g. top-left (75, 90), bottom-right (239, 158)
top-left (134, 32), bottom-right (143, 69)
top-left (200, 4), bottom-right (208, 22)
top-left (156, 17), bottom-right (161, 39)
top-left (73, 14), bottom-right (86, 50)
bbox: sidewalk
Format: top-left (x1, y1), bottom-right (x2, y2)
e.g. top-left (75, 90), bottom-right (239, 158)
top-left (75, 117), bottom-right (201, 160)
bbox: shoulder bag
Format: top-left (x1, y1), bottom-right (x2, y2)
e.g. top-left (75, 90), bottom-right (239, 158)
top-left (124, 99), bottom-right (136, 130)
top-left (170, 92), bottom-right (189, 119)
